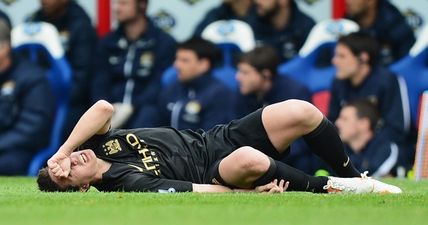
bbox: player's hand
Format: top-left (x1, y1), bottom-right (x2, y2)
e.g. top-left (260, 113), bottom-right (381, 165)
top-left (254, 179), bottom-right (289, 193)
top-left (47, 151), bottom-right (71, 178)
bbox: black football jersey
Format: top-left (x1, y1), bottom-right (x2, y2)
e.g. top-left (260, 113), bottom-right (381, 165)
top-left (81, 127), bottom-right (217, 192)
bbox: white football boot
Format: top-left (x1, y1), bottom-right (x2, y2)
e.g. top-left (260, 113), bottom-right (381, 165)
top-left (323, 171), bottom-right (402, 194)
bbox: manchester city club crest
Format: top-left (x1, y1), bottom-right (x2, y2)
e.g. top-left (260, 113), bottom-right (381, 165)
top-left (183, 100), bottom-right (201, 123)
top-left (103, 139), bottom-right (122, 155)
top-left (1, 81), bottom-right (15, 95)
top-left (138, 51), bottom-right (154, 77)
top-left (185, 101), bottom-right (201, 115)
top-left (140, 51), bottom-right (154, 68)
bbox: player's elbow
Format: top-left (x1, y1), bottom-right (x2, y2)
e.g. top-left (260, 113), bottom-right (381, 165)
top-left (95, 100), bottom-right (115, 115)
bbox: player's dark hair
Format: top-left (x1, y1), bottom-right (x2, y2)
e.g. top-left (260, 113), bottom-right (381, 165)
top-left (239, 45), bottom-right (281, 78)
top-left (37, 167), bottom-right (80, 192)
top-left (177, 37), bottom-right (221, 69)
top-left (337, 32), bottom-right (378, 67)
top-left (345, 99), bottom-right (381, 131)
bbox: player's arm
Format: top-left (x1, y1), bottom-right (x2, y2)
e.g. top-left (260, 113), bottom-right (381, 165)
top-left (124, 168), bottom-right (288, 193)
top-left (48, 100), bottom-right (114, 177)
top-left (193, 179), bottom-right (288, 193)
top-left (192, 184), bottom-right (233, 193)
top-left (61, 99), bottom-right (114, 151)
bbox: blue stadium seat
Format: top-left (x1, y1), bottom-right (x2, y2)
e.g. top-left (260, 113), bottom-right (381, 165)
top-left (202, 20), bottom-right (255, 91)
top-left (162, 20), bottom-right (255, 91)
top-left (277, 19), bottom-right (359, 114)
top-left (11, 22), bottom-right (71, 176)
top-left (390, 24), bottom-right (428, 128)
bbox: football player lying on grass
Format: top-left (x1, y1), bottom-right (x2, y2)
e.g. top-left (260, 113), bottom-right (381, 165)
top-left (38, 100), bottom-right (402, 194)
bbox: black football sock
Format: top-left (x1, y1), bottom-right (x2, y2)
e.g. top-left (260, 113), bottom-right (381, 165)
top-left (303, 117), bottom-right (360, 177)
top-left (254, 158), bottom-right (328, 193)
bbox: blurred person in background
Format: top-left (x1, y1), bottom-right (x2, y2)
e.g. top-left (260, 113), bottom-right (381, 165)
top-left (345, 0), bottom-right (415, 65)
top-left (250, 0), bottom-right (315, 62)
top-left (233, 45), bottom-right (311, 118)
top-left (335, 100), bottom-right (398, 178)
top-left (92, 0), bottom-right (176, 129)
top-left (193, 0), bottom-right (255, 37)
top-left (0, 19), bottom-right (55, 175)
top-left (28, 0), bottom-right (97, 141)
top-left (156, 37), bottom-right (233, 131)
top-left (329, 32), bottom-right (413, 173)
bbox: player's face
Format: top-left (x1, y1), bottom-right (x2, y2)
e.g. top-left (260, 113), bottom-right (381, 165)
top-left (254, 0), bottom-right (278, 17)
top-left (335, 106), bottom-right (361, 143)
top-left (345, 0), bottom-right (369, 18)
top-left (332, 43), bottom-right (359, 80)
top-left (236, 62), bottom-right (265, 95)
top-left (174, 49), bottom-right (207, 82)
top-left (49, 149), bottom-right (98, 189)
top-left (114, 0), bottom-right (140, 23)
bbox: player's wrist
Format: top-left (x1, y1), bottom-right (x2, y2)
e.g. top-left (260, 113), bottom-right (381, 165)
top-left (58, 144), bottom-right (75, 155)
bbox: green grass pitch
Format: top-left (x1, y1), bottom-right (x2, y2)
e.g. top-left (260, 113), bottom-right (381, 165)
top-left (0, 177), bottom-right (427, 225)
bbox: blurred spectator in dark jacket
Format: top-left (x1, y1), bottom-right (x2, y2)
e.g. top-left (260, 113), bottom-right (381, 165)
top-left (345, 0), bottom-right (415, 65)
top-left (0, 19), bottom-right (55, 175)
top-left (157, 37), bottom-right (233, 130)
top-left (250, 0), bottom-right (315, 62)
top-left (335, 100), bottom-right (398, 177)
top-left (92, 0), bottom-right (176, 129)
top-left (234, 45), bottom-right (311, 118)
top-left (28, 0), bottom-right (97, 140)
top-left (329, 32), bottom-right (413, 171)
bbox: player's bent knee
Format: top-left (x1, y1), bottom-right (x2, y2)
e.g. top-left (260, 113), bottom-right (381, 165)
top-left (233, 147), bottom-right (270, 176)
top-left (218, 147), bottom-right (271, 188)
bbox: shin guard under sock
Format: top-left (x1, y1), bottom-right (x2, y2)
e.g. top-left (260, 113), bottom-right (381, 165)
top-left (303, 117), bottom-right (360, 177)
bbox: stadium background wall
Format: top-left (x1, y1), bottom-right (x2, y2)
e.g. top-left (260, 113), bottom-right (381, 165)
top-left (0, 0), bottom-right (427, 41)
